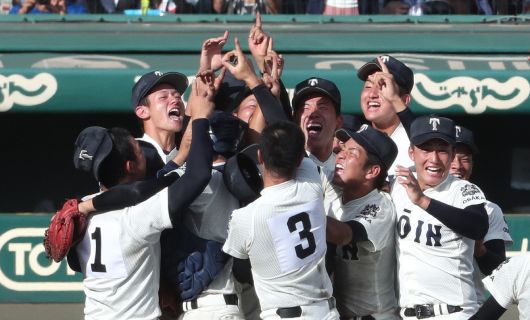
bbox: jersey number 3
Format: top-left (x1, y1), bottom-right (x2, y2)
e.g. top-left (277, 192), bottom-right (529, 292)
top-left (91, 227), bottom-right (107, 272)
top-left (287, 212), bottom-right (316, 259)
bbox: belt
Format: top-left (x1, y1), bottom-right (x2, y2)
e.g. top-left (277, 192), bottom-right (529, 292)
top-left (401, 304), bottom-right (462, 319)
top-left (183, 294), bottom-right (238, 311)
top-left (341, 316), bottom-right (375, 320)
top-left (276, 298), bottom-right (335, 318)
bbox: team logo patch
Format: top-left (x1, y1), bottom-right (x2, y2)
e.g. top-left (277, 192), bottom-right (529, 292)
top-left (359, 204), bottom-right (380, 223)
top-left (460, 184), bottom-right (481, 197)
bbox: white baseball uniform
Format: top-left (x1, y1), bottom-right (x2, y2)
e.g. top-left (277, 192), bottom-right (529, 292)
top-left (328, 189), bottom-right (399, 319)
top-left (223, 158), bottom-right (338, 319)
top-left (308, 151), bottom-right (340, 217)
top-left (137, 133), bottom-right (177, 164)
top-left (181, 163), bottom-right (244, 320)
top-left (388, 122), bottom-right (414, 176)
top-left (473, 200), bottom-right (513, 305)
top-left (391, 174), bottom-right (487, 319)
top-left (482, 253), bottom-right (530, 319)
top-left (76, 189), bottom-right (172, 320)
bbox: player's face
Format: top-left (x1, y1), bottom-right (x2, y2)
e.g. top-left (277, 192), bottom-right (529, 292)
top-left (410, 139), bottom-right (455, 190)
top-left (233, 94), bottom-right (257, 123)
top-left (450, 144), bottom-right (474, 181)
top-left (333, 138), bottom-right (369, 188)
top-left (360, 77), bottom-right (398, 126)
top-left (295, 94), bottom-right (342, 157)
top-left (144, 83), bottom-right (185, 133)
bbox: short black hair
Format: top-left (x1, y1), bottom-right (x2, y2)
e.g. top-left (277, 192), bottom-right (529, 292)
top-left (363, 152), bottom-right (388, 190)
top-left (259, 121), bottom-right (305, 179)
top-left (98, 127), bottom-right (137, 188)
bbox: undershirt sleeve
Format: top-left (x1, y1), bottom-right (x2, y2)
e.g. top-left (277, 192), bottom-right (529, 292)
top-left (425, 200), bottom-right (488, 240)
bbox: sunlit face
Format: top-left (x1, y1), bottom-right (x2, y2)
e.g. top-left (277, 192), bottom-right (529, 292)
top-left (142, 83), bottom-right (185, 134)
top-left (295, 94), bottom-right (341, 156)
top-left (450, 144), bottom-right (474, 181)
top-left (234, 94), bottom-right (257, 123)
top-left (360, 77), bottom-right (398, 126)
top-left (409, 139), bottom-right (455, 190)
top-left (333, 138), bottom-right (369, 188)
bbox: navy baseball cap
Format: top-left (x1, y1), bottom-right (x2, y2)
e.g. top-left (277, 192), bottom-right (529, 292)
top-left (455, 125), bottom-right (478, 154)
top-left (410, 115), bottom-right (456, 146)
top-left (336, 124), bottom-right (398, 171)
top-left (214, 72), bottom-right (252, 113)
top-left (357, 55), bottom-right (414, 94)
top-left (292, 77), bottom-right (341, 114)
top-left (73, 126), bottom-right (113, 182)
top-left (131, 71), bottom-right (188, 109)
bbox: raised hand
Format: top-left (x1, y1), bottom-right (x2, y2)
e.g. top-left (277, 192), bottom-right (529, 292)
top-left (248, 12), bottom-right (271, 72)
top-left (369, 56), bottom-right (407, 112)
top-left (395, 165), bottom-right (431, 209)
top-left (199, 30), bottom-right (229, 73)
top-left (222, 37), bottom-right (262, 89)
top-left (262, 41), bottom-right (282, 99)
top-left (189, 69), bottom-right (226, 119)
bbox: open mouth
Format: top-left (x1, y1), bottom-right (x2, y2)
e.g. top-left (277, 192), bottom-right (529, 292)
top-left (335, 163), bottom-right (344, 174)
top-left (451, 172), bottom-right (463, 179)
top-left (168, 108), bottom-right (181, 120)
top-left (367, 101), bottom-right (380, 109)
top-left (426, 166), bottom-right (442, 175)
top-left (307, 123), bottom-right (322, 135)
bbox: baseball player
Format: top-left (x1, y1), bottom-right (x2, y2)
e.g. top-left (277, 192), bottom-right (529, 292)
top-left (470, 253), bottom-right (530, 320)
top-left (291, 77), bottom-right (344, 216)
top-left (357, 55), bottom-right (415, 181)
top-left (223, 121), bottom-right (339, 320)
top-left (325, 125), bottom-right (400, 320)
top-left (178, 111), bottom-right (248, 320)
top-left (71, 76), bottom-right (215, 319)
top-left (391, 115), bottom-right (489, 319)
top-left (449, 125), bottom-right (513, 304)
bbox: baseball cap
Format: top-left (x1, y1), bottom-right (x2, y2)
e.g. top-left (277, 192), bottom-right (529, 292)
top-left (410, 115), bottom-right (456, 146)
top-left (131, 71), bottom-right (188, 109)
top-left (214, 72), bottom-right (252, 113)
top-left (357, 55), bottom-right (414, 94)
top-left (209, 111), bottom-right (248, 155)
top-left (335, 124), bottom-right (398, 171)
top-left (292, 77), bottom-right (341, 114)
top-left (455, 125), bottom-right (478, 154)
top-left (73, 126), bottom-right (113, 182)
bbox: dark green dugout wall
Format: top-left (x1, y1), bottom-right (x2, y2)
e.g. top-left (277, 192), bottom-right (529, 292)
top-left (1, 15), bottom-right (530, 212)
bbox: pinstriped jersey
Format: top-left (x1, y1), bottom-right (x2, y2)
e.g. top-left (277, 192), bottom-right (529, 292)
top-left (184, 165), bottom-right (240, 295)
top-left (76, 189), bottom-right (172, 320)
top-left (391, 174), bottom-right (486, 319)
top-left (482, 253), bottom-right (530, 319)
top-left (223, 158), bottom-right (333, 311)
top-left (329, 189), bottom-right (398, 317)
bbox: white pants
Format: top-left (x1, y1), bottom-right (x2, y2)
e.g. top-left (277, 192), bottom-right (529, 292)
top-left (260, 299), bottom-right (340, 320)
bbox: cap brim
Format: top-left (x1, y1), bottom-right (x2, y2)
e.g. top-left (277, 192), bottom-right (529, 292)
top-left (153, 73), bottom-right (189, 95)
top-left (357, 62), bottom-right (381, 81)
top-left (336, 129), bottom-right (377, 155)
top-left (292, 87), bottom-right (339, 111)
top-left (412, 133), bottom-right (455, 146)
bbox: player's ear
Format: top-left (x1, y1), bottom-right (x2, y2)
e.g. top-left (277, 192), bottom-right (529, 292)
top-left (408, 144), bottom-right (415, 161)
top-left (135, 105), bottom-right (150, 120)
top-left (401, 93), bottom-right (411, 107)
top-left (365, 164), bottom-right (381, 181)
top-left (335, 114), bottom-right (343, 130)
top-left (257, 148), bottom-right (264, 165)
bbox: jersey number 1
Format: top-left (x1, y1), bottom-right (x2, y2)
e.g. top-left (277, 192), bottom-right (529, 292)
top-left (91, 227), bottom-right (107, 272)
top-left (287, 212), bottom-right (316, 259)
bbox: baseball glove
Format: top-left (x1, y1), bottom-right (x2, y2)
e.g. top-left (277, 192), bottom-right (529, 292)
top-left (43, 199), bottom-right (88, 262)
